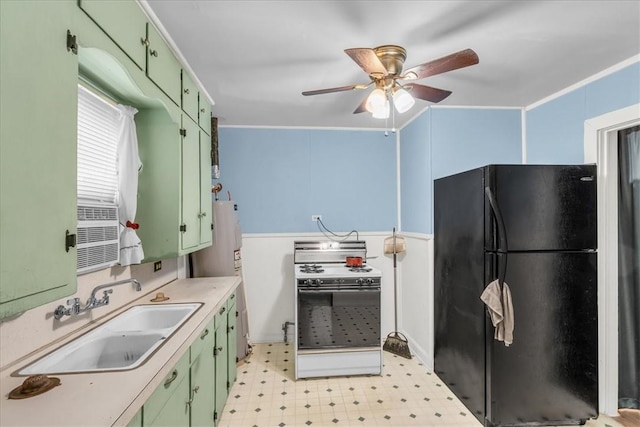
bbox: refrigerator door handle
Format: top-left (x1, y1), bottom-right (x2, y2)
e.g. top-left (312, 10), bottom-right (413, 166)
top-left (485, 186), bottom-right (508, 286)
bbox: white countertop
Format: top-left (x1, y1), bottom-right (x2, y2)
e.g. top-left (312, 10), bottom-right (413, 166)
top-left (0, 276), bottom-right (241, 427)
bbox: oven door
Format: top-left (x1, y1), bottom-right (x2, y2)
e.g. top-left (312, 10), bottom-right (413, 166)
top-left (297, 287), bottom-right (381, 350)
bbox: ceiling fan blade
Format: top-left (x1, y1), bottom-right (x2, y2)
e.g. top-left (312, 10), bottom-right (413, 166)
top-left (353, 96), bottom-right (369, 114)
top-left (405, 83), bottom-right (452, 103)
top-left (302, 85), bottom-right (360, 96)
top-left (403, 48), bottom-right (479, 80)
top-left (344, 48), bottom-right (388, 77)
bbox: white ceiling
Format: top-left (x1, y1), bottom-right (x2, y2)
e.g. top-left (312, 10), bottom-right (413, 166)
top-left (144, 1), bottom-right (640, 130)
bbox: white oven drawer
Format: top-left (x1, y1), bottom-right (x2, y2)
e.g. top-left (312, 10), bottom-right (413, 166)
top-left (296, 348), bottom-right (381, 379)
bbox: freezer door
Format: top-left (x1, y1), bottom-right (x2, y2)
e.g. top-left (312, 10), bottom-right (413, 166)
top-left (434, 167), bottom-right (486, 423)
top-left (485, 165), bottom-right (597, 252)
top-left (485, 251), bottom-right (598, 426)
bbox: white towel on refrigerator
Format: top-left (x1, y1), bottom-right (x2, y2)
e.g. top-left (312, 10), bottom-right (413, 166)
top-left (480, 279), bottom-right (514, 346)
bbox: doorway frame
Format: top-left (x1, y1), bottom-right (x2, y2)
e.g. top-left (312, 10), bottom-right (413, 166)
top-left (584, 103), bottom-right (640, 415)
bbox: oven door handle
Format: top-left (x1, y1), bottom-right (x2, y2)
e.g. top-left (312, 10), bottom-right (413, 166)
top-left (298, 288), bottom-right (380, 293)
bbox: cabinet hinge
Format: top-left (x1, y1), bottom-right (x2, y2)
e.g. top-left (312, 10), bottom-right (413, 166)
top-left (65, 230), bottom-right (76, 252)
top-left (66, 30), bottom-right (78, 55)
top-left (213, 411), bottom-right (218, 421)
top-left (236, 310), bottom-right (239, 318)
top-left (227, 381), bottom-right (230, 390)
top-left (179, 224), bottom-right (187, 232)
top-left (211, 223), bottom-right (214, 230)
top-left (179, 128), bottom-right (187, 137)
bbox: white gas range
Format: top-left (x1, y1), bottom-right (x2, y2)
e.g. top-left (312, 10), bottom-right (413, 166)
top-left (293, 240), bottom-right (382, 379)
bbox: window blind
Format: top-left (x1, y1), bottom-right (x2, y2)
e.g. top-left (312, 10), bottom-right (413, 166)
top-left (77, 85), bottom-right (119, 204)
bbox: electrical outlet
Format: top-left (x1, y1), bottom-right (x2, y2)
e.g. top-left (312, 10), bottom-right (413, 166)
top-left (311, 215), bottom-right (322, 222)
top-left (153, 261), bottom-right (162, 272)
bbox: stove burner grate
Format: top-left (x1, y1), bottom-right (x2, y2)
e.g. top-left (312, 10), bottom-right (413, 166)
top-left (347, 265), bottom-right (372, 273)
top-left (299, 264), bottom-right (324, 273)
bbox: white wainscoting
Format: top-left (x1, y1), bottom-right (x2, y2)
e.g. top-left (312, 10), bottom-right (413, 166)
top-left (240, 232), bottom-right (435, 369)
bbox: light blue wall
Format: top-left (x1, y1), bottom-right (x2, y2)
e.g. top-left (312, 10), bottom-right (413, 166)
top-left (216, 127), bottom-right (397, 233)
top-left (527, 62), bottom-right (640, 163)
top-left (431, 108), bottom-right (523, 179)
top-left (400, 107), bottom-right (522, 234)
top-left (400, 111), bottom-right (431, 234)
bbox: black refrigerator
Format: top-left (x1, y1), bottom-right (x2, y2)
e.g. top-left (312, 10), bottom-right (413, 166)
top-left (434, 164), bottom-right (598, 426)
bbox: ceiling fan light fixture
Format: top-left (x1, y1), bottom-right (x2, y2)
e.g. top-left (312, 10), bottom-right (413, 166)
top-left (371, 99), bottom-right (390, 119)
top-left (365, 88), bottom-right (387, 113)
top-left (392, 88), bottom-right (415, 113)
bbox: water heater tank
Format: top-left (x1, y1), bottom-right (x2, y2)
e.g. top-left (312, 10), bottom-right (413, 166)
top-left (192, 201), bottom-right (242, 277)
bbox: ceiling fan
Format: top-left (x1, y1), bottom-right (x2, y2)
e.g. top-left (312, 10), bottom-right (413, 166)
top-left (302, 45), bottom-right (479, 118)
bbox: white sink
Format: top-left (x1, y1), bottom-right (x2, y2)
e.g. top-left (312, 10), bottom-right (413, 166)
top-left (19, 303), bottom-right (202, 375)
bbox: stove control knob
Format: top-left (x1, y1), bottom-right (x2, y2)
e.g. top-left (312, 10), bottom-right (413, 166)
top-left (317, 280), bottom-right (324, 286)
top-left (366, 278), bottom-right (374, 285)
top-left (304, 279), bottom-right (312, 286)
top-left (356, 278), bottom-right (365, 286)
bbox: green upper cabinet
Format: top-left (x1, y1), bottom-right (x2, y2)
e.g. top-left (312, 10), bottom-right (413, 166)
top-left (78, 0), bottom-right (148, 70)
top-left (198, 97), bottom-right (212, 136)
top-left (181, 71), bottom-right (199, 123)
top-left (199, 129), bottom-right (213, 246)
top-left (136, 110), bottom-right (212, 262)
top-left (0, 0), bottom-right (78, 319)
top-left (181, 116), bottom-right (202, 252)
top-left (147, 23), bottom-right (182, 106)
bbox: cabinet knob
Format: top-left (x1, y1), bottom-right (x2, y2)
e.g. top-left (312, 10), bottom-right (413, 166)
top-left (184, 88), bottom-right (190, 94)
top-left (200, 329), bottom-right (209, 339)
top-left (150, 49), bottom-right (158, 57)
top-left (140, 37), bottom-right (149, 47)
top-left (200, 108), bottom-right (205, 113)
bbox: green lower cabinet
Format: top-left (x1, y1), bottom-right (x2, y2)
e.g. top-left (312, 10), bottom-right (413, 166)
top-left (190, 320), bottom-right (216, 427)
top-left (214, 306), bottom-right (229, 424)
top-left (139, 295), bottom-right (237, 427)
top-left (227, 295), bottom-right (238, 387)
top-left (144, 352), bottom-right (190, 427)
top-left (126, 409), bottom-right (142, 427)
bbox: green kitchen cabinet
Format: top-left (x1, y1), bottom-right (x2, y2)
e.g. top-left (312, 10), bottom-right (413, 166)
top-left (135, 111), bottom-right (212, 262)
top-left (144, 352), bottom-right (190, 427)
top-left (214, 305), bottom-right (229, 424)
top-left (181, 70), bottom-right (211, 136)
top-left (147, 22), bottom-right (182, 106)
top-left (198, 95), bottom-right (212, 136)
top-left (126, 409), bottom-right (142, 427)
top-left (0, 0), bottom-right (78, 319)
top-left (190, 319), bottom-right (216, 427)
top-left (182, 71), bottom-right (200, 124)
top-left (77, 0), bottom-right (148, 70)
top-left (227, 293), bottom-right (238, 386)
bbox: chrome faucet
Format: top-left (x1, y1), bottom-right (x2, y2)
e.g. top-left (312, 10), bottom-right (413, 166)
top-left (54, 278), bottom-right (142, 320)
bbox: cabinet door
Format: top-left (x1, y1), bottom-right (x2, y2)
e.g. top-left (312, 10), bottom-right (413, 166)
top-left (227, 294), bottom-right (238, 386)
top-left (198, 97), bottom-right (211, 135)
top-left (0, 0), bottom-right (77, 318)
top-left (126, 409), bottom-right (142, 427)
top-left (199, 129), bottom-right (213, 245)
top-left (214, 307), bottom-right (229, 423)
top-left (191, 320), bottom-right (216, 427)
top-left (144, 352), bottom-right (190, 427)
top-left (147, 23), bottom-right (181, 106)
top-left (146, 375), bottom-right (189, 427)
top-left (181, 116), bottom-right (201, 251)
top-left (78, 0), bottom-right (147, 70)
top-left (181, 71), bottom-right (199, 123)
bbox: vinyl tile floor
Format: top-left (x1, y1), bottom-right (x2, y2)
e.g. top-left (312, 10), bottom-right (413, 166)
top-left (218, 342), bottom-right (627, 427)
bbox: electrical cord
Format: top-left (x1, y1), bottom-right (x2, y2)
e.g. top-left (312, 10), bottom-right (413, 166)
top-left (316, 217), bottom-right (359, 241)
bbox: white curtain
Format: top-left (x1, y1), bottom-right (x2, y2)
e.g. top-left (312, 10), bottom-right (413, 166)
top-left (116, 105), bottom-right (144, 265)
